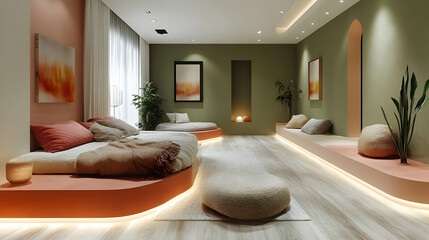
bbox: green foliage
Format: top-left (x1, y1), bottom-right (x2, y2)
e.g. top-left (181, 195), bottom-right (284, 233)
top-left (132, 82), bottom-right (164, 130)
top-left (381, 66), bottom-right (429, 163)
top-left (275, 80), bottom-right (302, 120)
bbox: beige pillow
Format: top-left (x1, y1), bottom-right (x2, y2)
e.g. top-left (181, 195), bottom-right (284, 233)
top-left (89, 122), bottom-right (124, 142)
top-left (97, 119), bottom-right (140, 137)
top-left (301, 118), bottom-right (332, 135)
top-left (166, 113), bottom-right (176, 123)
top-left (286, 114), bottom-right (308, 129)
top-left (175, 113), bottom-right (190, 123)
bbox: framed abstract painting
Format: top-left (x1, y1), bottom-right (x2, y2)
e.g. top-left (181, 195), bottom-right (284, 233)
top-left (308, 57), bottom-right (322, 100)
top-left (174, 61), bottom-right (203, 102)
top-left (35, 34), bottom-right (75, 103)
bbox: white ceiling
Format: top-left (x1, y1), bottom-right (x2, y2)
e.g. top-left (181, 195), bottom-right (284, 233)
top-left (102, 0), bottom-right (360, 44)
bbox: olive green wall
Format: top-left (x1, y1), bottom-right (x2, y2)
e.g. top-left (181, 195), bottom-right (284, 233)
top-left (150, 44), bottom-right (296, 135)
top-left (297, 0), bottom-right (429, 163)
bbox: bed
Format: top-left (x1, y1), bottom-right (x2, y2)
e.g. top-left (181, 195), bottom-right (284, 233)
top-left (155, 122), bottom-right (217, 132)
top-left (20, 131), bottom-right (199, 174)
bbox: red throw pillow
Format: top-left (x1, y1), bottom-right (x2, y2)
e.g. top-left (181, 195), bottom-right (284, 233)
top-left (31, 121), bottom-right (94, 153)
top-left (79, 122), bottom-right (94, 129)
top-left (87, 116), bottom-right (117, 122)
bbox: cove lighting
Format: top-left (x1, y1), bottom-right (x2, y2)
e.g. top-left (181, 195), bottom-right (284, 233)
top-left (274, 134), bottom-right (429, 212)
top-left (275, 0), bottom-right (318, 34)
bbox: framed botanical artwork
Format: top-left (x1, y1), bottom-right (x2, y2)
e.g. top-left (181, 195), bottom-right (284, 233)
top-left (308, 57), bottom-right (322, 100)
top-left (174, 61), bottom-right (203, 102)
top-left (35, 33), bottom-right (75, 103)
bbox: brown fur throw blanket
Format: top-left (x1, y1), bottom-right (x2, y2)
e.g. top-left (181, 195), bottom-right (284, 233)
top-left (76, 138), bottom-right (180, 177)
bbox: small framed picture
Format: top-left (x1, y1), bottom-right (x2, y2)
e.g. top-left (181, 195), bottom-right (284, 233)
top-left (308, 57), bottom-right (322, 100)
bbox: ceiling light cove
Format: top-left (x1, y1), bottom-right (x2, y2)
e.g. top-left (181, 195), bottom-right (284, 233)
top-left (275, 0), bottom-right (318, 34)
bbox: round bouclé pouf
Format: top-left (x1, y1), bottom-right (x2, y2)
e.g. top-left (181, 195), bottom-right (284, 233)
top-left (6, 158), bottom-right (33, 184)
top-left (358, 124), bottom-right (398, 158)
top-left (201, 172), bottom-right (291, 220)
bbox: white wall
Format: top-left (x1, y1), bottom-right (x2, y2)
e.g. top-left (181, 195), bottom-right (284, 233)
top-left (0, 0), bottom-right (30, 183)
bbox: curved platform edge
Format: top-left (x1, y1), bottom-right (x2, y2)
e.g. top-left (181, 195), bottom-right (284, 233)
top-left (190, 128), bottom-right (222, 141)
top-left (0, 152), bottom-right (201, 218)
top-left (276, 125), bottom-right (429, 206)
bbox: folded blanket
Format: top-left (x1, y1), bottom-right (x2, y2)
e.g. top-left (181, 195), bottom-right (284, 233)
top-left (76, 138), bottom-right (180, 177)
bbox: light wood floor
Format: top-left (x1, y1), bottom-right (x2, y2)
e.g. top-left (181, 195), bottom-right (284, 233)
top-left (2, 135), bottom-right (429, 240)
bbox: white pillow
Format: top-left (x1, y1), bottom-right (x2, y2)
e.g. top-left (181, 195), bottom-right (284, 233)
top-left (175, 113), bottom-right (190, 123)
top-left (166, 113), bottom-right (176, 123)
top-left (301, 118), bottom-right (332, 135)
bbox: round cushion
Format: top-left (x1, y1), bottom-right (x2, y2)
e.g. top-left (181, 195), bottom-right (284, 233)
top-left (201, 172), bottom-right (290, 220)
top-left (6, 158), bottom-right (33, 184)
top-left (358, 124), bottom-right (398, 158)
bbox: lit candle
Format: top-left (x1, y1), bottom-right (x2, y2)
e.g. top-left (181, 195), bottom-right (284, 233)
top-left (236, 116), bottom-right (244, 122)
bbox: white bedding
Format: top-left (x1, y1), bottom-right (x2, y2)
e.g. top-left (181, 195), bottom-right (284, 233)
top-left (155, 122), bottom-right (217, 132)
top-left (20, 131), bottom-right (199, 174)
top-left (286, 128), bottom-right (359, 146)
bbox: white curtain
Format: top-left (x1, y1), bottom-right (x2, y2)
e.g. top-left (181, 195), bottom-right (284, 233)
top-left (83, 0), bottom-right (110, 120)
top-left (139, 37), bottom-right (150, 86)
top-left (109, 12), bottom-right (140, 126)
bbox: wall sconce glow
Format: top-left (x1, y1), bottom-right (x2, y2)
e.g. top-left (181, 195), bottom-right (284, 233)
top-left (236, 116), bottom-right (244, 122)
top-left (275, 0), bottom-right (318, 34)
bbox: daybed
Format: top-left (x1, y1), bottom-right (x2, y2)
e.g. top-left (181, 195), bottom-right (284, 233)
top-left (155, 113), bottom-right (222, 141)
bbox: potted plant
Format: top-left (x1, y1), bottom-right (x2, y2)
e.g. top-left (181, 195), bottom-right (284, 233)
top-left (275, 80), bottom-right (302, 120)
top-left (132, 82), bottom-right (164, 130)
top-left (381, 66), bottom-right (429, 163)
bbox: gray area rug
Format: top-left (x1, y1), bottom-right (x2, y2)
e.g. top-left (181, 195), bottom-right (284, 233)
top-left (154, 188), bottom-right (311, 222)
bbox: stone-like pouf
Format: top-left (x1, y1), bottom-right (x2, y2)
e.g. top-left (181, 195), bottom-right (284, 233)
top-left (201, 172), bottom-right (290, 220)
top-left (358, 124), bottom-right (398, 158)
top-left (6, 158), bottom-right (33, 184)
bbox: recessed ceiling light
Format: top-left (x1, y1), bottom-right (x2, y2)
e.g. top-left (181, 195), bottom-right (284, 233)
top-left (302, 30), bottom-right (305, 33)
top-left (280, 10), bottom-right (284, 14)
top-left (151, 19), bottom-right (157, 23)
top-left (311, 22), bottom-right (315, 25)
top-left (339, 0), bottom-right (344, 2)
top-left (325, 11), bottom-right (330, 15)
top-left (257, 39), bottom-right (261, 42)
top-left (257, 30), bottom-right (262, 34)
top-left (145, 11), bottom-right (151, 14)
top-left (296, 37), bottom-right (299, 40)
top-left (192, 39), bottom-right (195, 42)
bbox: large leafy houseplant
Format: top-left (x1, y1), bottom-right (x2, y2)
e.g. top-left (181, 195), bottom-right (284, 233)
top-left (381, 66), bottom-right (429, 163)
top-left (132, 82), bottom-right (164, 130)
top-left (275, 80), bottom-right (302, 120)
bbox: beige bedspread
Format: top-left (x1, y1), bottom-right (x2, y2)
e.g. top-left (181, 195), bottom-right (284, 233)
top-left (76, 138), bottom-right (180, 177)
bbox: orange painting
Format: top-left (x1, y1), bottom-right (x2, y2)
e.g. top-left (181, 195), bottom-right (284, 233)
top-left (36, 34), bottom-right (75, 103)
top-left (175, 62), bottom-right (203, 102)
top-left (308, 57), bottom-right (322, 100)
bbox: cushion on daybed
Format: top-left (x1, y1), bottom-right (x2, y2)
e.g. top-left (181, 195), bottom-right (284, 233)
top-left (31, 121), bottom-right (94, 153)
top-left (286, 114), bottom-right (308, 129)
top-left (166, 113), bottom-right (176, 123)
top-left (89, 122), bottom-right (125, 142)
top-left (358, 124), bottom-right (398, 158)
top-left (301, 118), bottom-right (332, 135)
top-left (155, 122), bottom-right (217, 132)
top-left (175, 113), bottom-right (190, 123)
top-left (96, 119), bottom-right (140, 137)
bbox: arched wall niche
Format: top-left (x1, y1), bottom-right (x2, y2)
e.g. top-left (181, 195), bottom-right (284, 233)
top-left (347, 19), bottom-right (363, 137)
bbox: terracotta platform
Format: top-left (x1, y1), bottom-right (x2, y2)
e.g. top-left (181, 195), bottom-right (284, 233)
top-left (0, 155), bottom-right (201, 218)
top-left (190, 128), bottom-right (222, 141)
top-left (276, 124), bottom-right (429, 205)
